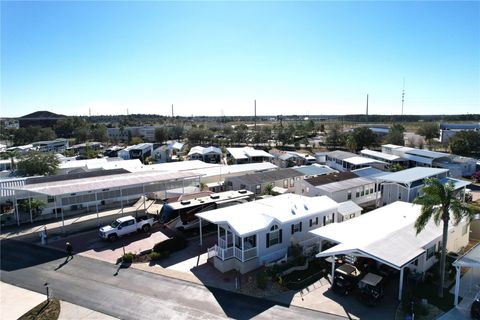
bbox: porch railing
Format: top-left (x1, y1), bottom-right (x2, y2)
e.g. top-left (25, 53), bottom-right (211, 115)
top-left (234, 246), bottom-right (258, 262)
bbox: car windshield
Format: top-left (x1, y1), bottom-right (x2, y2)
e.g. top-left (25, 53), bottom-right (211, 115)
top-left (110, 220), bottom-right (121, 228)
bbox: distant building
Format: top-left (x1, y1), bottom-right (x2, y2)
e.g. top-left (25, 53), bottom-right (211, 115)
top-left (32, 139), bottom-right (69, 153)
top-left (225, 168), bottom-right (304, 195)
top-left (375, 167), bottom-right (470, 205)
top-left (360, 149), bottom-right (407, 170)
top-left (67, 142), bottom-right (103, 156)
top-left (118, 143), bottom-right (154, 162)
top-left (226, 147), bottom-right (273, 165)
top-left (295, 171), bottom-right (379, 208)
top-left (107, 125), bottom-right (167, 142)
top-left (382, 144), bottom-right (476, 177)
top-left (326, 150), bottom-right (387, 172)
top-left (270, 150), bottom-right (316, 168)
top-left (439, 123), bottom-right (480, 143)
top-left (187, 146), bottom-right (222, 163)
top-left (1, 119), bottom-right (19, 130)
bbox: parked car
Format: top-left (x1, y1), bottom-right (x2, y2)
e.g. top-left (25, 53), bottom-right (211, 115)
top-left (99, 215), bottom-right (156, 242)
top-left (357, 273), bottom-right (384, 306)
top-left (332, 263), bottom-right (362, 295)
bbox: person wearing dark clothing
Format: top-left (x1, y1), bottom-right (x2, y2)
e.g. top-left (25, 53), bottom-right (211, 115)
top-left (65, 242), bottom-right (73, 260)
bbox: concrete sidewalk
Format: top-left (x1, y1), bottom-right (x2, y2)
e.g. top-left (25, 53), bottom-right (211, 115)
top-left (0, 282), bottom-right (117, 320)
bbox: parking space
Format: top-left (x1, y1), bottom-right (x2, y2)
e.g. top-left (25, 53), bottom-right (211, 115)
top-left (47, 224), bottom-right (169, 264)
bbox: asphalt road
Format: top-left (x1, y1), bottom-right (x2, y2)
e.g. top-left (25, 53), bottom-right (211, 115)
top-left (0, 239), bottom-right (344, 320)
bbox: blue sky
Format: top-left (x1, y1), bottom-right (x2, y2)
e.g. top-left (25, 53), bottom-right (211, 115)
top-left (1, 1), bottom-right (479, 117)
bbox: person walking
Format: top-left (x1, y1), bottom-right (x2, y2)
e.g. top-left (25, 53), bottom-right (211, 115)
top-left (65, 242), bottom-right (73, 260)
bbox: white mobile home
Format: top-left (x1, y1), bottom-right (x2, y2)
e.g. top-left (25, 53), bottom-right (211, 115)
top-left (376, 167), bottom-right (469, 205)
top-left (197, 194), bottom-right (339, 274)
top-left (296, 171), bottom-right (379, 208)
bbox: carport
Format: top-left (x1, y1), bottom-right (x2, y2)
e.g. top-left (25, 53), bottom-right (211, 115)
top-left (453, 243), bottom-right (480, 306)
top-left (6, 171), bottom-right (202, 228)
top-left (311, 201), bottom-right (453, 301)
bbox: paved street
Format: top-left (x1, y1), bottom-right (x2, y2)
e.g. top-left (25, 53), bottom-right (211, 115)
top-left (0, 239), bottom-right (344, 320)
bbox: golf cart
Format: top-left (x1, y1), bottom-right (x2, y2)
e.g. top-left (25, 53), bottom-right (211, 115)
top-left (357, 273), bottom-right (384, 306)
top-left (332, 263), bottom-right (362, 295)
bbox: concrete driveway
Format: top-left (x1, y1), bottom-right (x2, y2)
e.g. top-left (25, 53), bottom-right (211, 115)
top-left (46, 224), bottom-right (169, 264)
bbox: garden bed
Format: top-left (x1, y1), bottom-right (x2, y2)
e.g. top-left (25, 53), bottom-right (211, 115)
top-left (19, 298), bottom-right (61, 320)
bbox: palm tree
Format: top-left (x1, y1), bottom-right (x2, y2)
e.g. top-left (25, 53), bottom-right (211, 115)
top-left (413, 178), bottom-right (473, 298)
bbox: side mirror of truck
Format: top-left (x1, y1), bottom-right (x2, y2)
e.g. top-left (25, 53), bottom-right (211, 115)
top-left (118, 226), bottom-right (122, 230)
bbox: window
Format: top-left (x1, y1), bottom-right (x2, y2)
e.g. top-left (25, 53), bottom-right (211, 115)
top-left (356, 190), bottom-right (360, 198)
top-left (306, 187), bottom-right (310, 193)
top-left (290, 178), bottom-right (294, 187)
top-left (361, 188), bottom-right (365, 196)
top-left (309, 217), bottom-right (319, 227)
top-left (462, 223), bottom-right (468, 236)
top-left (324, 213), bottom-right (335, 226)
top-left (255, 185), bottom-right (261, 195)
top-left (291, 222), bottom-right (302, 234)
top-left (347, 191), bottom-right (352, 200)
top-left (370, 187), bottom-right (374, 194)
top-left (283, 180), bottom-right (288, 188)
top-left (426, 245), bottom-right (435, 260)
top-left (47, 196), bottom-right (54, 203)
top-left (365, 188), bottom-right (369, 195)
top-left (244, 235), bottom-right (256, 249)
top-left (350, 213), bottom-right (356, 219)
top-left (266, 225), bottom-right (282, 248)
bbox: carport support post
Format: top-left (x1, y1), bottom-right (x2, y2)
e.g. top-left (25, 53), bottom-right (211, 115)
top-left (199, 218), bottom-right (203, 246)
top-left (398, 267), bottom-right (404, 301)
top-left (55, 197), bottom-right (65, 234)
top-left (331, 255), bottom-right (335, 285)
top-left (95, 192), bottom-right (99, 213)
top-left (120, 188), bottom-right (124, 213)
top-left (454, 265), bottom-right (461, 306)
top-left (14, 195), bottom-right (20, 226)
top-left (28, 197), bottom-right (32, 223)
top-left (142, 185), bottom-right (146, 213)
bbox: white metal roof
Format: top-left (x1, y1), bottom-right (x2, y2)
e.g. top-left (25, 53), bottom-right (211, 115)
top-left (360, 149), bottom-right (403, 161)
top-left (189, 162), bottom-right (278, 178)
top-left (453, 243), bottom-right (480, 268)
top-left (344, 156), bottom-right (386, 166)
top-left (59, 158), bottom-right (109, 169)
top-left (6, 171), bottom-right (202, 196)
top-left (337, 201), bottom-right (363, 217)
top-left (312, 201), bottom-right (446, 269)
top-left (405, 149), bottom-right (450, 159)
top-left (188, 146), bottom-right (221, 156)
top-left (376, 167), bottom-right (448, 184)
top-left (197, 194), bottom-right (339, 237)
top-left (316, 177), bottom-right (374, 193)
top-left (382, 144), bottom-right (404, 150)
top-left (227, 147), bottom-right (273, 160)
top-left (401, 153), bottom-right (433, 165)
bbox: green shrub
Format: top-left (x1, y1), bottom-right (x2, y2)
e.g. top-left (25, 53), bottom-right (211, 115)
top-left (150, 252), bottom-right (162, 260)
top-left (153, 235), bottom-right (187, 253)
top-left (256, 271), bottom-right (269, 290)
top-left (122, 252), bottom-right (134, 263)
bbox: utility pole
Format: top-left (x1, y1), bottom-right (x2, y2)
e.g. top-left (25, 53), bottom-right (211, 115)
top-left (171, 104), bottom-right (174, 118)
top-left (366, 94), bottom-right (369, 123)
top-left (254, 100), bottom-right (257, 131)
top-left (401, 78), bottom-right (405, 121)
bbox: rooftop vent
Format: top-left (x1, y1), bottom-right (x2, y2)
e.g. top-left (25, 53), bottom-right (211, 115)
top-left (181, 200), bottom-right (191, 205)
top-left (238, 190), bottom-right (247, 194)
top-left (210, 194), bottom-right (220, 200)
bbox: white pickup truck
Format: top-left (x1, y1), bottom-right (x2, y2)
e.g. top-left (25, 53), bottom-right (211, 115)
top-left (99, 215), bottom-right (156, 242)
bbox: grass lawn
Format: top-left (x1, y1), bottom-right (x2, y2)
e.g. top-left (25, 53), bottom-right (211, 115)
top-left (19, 298), bottom-right (61, 320)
